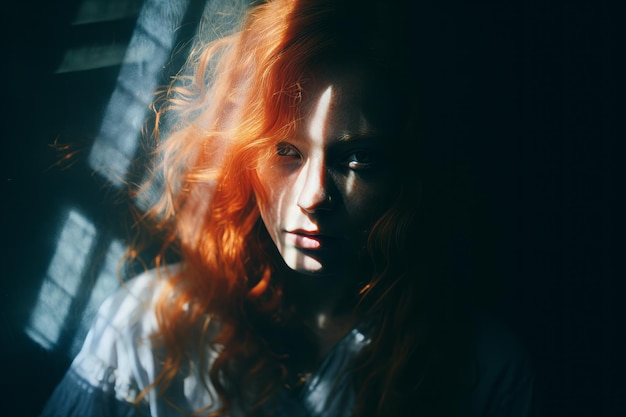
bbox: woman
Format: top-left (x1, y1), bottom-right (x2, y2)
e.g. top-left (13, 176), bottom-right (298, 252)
top-left (41, 0), bottom-right (535, 416)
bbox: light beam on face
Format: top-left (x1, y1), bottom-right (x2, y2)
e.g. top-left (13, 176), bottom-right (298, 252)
top-left (308, 86), bottom-right (333, 145)
top-left (281, 86), bottom-right (335, 272)
top-left (345, 172), bottom-right (355, 195)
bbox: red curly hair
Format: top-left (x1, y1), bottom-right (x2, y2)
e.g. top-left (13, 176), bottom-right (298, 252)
top-left (129, 0), bottom-right (471, 416)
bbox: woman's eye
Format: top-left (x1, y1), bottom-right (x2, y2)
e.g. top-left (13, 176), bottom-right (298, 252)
top-left (344, 150), bottom-right (374, 170)
top-left (276, 143), bottom-right (300, 158)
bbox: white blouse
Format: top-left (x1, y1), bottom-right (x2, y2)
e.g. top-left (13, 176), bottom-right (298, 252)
top-left (40, 267), bottom-right (536, 417)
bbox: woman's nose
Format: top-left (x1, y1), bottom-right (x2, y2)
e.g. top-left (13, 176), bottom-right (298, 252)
top-left (296, 159), bottom-right (332, 213)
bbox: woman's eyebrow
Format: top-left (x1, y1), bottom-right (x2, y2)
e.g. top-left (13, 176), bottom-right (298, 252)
top-left (335, 132), bottom-right (384, 143)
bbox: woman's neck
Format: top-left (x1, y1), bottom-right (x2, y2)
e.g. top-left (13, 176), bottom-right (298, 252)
top-left (280, 268), bottom-right (363, 360)
top-left (283, 268), bottom-right (360, 315)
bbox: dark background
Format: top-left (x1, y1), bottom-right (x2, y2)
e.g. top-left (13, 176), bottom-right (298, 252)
top-left (1, 0), bottom-right (622, 416)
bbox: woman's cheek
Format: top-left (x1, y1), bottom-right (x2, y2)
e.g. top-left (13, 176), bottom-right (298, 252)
top-left (344, 180), bottom-right (397, 219)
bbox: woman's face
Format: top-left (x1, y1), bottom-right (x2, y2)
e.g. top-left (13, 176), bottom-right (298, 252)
top-left (254, 68), bottom-right (405, 278)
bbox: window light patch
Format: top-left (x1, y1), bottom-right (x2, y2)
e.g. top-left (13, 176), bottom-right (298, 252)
top-left (25, 210), bottom-right (96, 351)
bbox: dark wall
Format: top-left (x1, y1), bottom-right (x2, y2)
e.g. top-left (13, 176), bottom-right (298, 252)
top-left (414, 1), bottom-right (623, 415)
top-left (0, 0), bottom-right (622, 416)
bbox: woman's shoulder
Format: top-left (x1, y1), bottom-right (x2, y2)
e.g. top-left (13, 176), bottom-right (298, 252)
top-left (100, 265), bottom-right (174, 320)
top-left (470, 308), bottom-right (531, 367)
top-left (463, 307), bottom-right (537, 417)
top-left (71, 265), bottom-right (179, 388)
top-left (80, 265), bottom-right (175, 356)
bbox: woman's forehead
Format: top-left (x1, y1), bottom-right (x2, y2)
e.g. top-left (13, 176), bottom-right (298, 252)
top-left (295, 65), bottom-right (410, 136)
top-left (302, 63), bottom-right (372, 95)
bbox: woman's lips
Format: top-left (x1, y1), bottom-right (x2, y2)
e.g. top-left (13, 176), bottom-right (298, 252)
top-left (284, 231), bottom-right (337, 250)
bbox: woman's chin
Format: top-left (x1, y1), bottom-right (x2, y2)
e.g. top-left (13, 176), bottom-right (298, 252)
top-left (280, 244), bottom-right (359, 278)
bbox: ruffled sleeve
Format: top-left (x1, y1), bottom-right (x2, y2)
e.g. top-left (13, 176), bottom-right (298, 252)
top-left (39, 270), bottom-right (167, 417)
